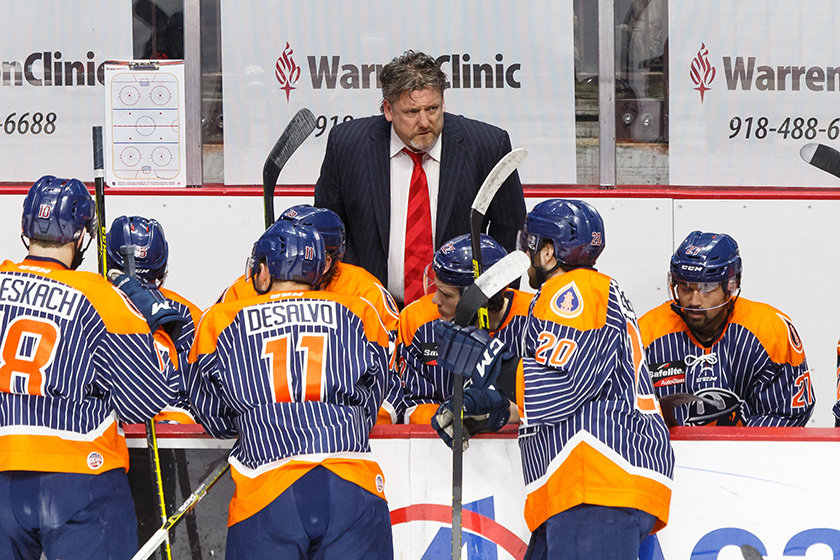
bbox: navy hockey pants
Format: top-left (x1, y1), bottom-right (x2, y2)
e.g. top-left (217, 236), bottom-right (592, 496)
top-left (226, 465), bottom-right (393, 560)
top-left (0, 468), bottom-right (137, 560)
top-left (525, 504), bottom-right (657, 560)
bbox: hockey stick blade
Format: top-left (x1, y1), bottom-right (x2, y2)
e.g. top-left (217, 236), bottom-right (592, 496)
top-left (454, 251), bottom-right (531, 327)
top-left (470, 148), bottom-right (527, 216)
top-left (263, 108), bottom-right (317, 228)
top-left (800, 142), bottom-right (840, 179)
top-left (132, 459), bottom-right (231, 560)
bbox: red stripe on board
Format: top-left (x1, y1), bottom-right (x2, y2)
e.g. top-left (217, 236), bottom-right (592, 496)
top-left (5, 183), bottom-right (840, 199)
top-left (390, 503), bottom-right (527, 559)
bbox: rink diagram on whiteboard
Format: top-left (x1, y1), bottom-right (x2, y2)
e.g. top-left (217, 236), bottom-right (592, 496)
top-left (109, 71), bottom-right (181, 182)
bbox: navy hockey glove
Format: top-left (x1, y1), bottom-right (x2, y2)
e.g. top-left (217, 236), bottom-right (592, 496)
top-left (111, 274), bottom-right (186, 340)
top-left (434, 322), bottom-right (511, 390)
top-left (431, 387), bottom-right (511, 450)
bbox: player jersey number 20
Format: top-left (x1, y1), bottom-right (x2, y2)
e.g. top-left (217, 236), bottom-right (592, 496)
top-left (0, 316), bottom-right (60, 397)
top-left (262, 332), bottom-right (327, 402)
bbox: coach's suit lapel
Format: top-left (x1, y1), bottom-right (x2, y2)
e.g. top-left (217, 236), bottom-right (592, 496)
top-left (367, 117), bottom-right (391, 259)
top-left (436, 113), bottom-right (466, 247)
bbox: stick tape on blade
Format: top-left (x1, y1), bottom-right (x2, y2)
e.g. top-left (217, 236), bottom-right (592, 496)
top-left (454, 251), bottom-right (530, 326)
top-left (470, 148), bottom-right (528, 215)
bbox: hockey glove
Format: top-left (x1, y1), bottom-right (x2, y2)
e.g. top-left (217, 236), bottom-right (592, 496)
top-left (431, 387), bottom-right (511, 450)
top-left (434, 322), bottom-right (511, 390)
top-left (111, 273), bottom-right (186, 340)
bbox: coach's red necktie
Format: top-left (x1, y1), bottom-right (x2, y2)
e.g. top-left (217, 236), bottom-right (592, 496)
top-left (403, 148), bottom-right (433, 304)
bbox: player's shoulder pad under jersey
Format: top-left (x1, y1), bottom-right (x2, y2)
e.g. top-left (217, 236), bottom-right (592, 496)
top-left (397, 294), bottom-right (440, 347)
top-left (639, 301), bottom-right (687, 347)
top-left (217, 274), bottom-right (256, 304)
top-left (0, 261), bottom-right (149, 334)
top-left (531, 268), bottom-right (611, 330)
top-left (328, 262), bottom-right (400, 327)
top-left (729, 297), bottom-right (806, 365)
top-left (506, 288), bottom-right (535, 317)
top-left (191, 289), bottom-right (390, 361)
top-left (160, 286), bottom-right (202, 323)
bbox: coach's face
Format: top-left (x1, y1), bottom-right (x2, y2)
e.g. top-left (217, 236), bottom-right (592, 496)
top-left (384, 87), bottom-right (444, 152)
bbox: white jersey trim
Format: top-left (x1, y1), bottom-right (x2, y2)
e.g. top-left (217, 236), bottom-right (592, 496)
top-left (229, 450), bottom-right (378, 478)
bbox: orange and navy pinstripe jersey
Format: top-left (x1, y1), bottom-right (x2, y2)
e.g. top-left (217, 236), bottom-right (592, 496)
top-left (216, 262), bottom-right (399, 332)
top-left (216, 261), bottom-right (402, 423)
top-left (154, 286), bottom-right (203, 424)
top-left (834, 340), bottom-right (840, 425)
top-left (639, 298), bottom-right (814, 427)
top-left (396, 288), bottom-right (532, 424)
top-left (0, 257), bottom-right (179, 475)
top-left (188, 289), bottom-right (390, 525)
top-left (517, 268), bottom-right (673, 533)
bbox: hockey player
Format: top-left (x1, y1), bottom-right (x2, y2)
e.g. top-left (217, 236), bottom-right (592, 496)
top-left (0, 176), bottom-right (181, 560)
top-left (107, 215), bottom-right (200, 423)
top-left (106, 215), bottom-right (202, 548)
top-left (218, 204), bottom-right (402, 423)
top-left (188, 220), bottom-right (393, 559)
top-left (639, 231), bottom-right (814, 427)
top-left (433, 199), bottom-right (674, 559)
top-left (396, 233), bottom-right (531, 424)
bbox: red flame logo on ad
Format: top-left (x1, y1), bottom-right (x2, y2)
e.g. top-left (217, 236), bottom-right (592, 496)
top-left (275, 42), bottom-right (301, 102)
top-left (690, 43), bottom-right (716, 103)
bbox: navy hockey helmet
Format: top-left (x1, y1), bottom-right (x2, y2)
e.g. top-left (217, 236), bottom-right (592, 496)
top-left (518, 199), bottom-right (605, 268)
top-left (279, 204), bottom-right (346, 261)
top-left (21, 175), bottom-right (95, 244)
top-left (249, 220), bottom-right (326, 289)
top-left (106, 216), bottom-right (169, 286)
top-left (429, 233), bottom-right (507, 288)
top-left (670, 231), bottom-right (742, 285)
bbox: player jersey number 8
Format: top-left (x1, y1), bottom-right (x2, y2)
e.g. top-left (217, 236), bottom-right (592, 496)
top-left (262, 332), bottom-right (327, 402)
top-left (0, 316), bottom-right (60, 397)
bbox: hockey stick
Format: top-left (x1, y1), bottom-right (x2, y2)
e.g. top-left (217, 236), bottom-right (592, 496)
top-left (469, 147), bottom-right (527, 331)
top-left (263, 108), bottom-right (317, 229)
top-left (132, 458), bottom-right (230, 560)
top-left (120, 245), bottom-right (172, 560)
top-left (741, 544), bottom-right (764, 560)
top-left (92, 126), bottom-right (107, 276)
top-left (800, 142), bottom-right (840, 179)
top-left (449, 250), bottom-right (531, 560)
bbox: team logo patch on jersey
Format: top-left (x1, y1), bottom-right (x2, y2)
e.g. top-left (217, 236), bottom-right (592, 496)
top-left (87, 452), bottom-right (104, 470)
top-left (420, 342), bottom-right (438, 365)
top-left (375, 474), bottom-right (385, 493)
top-left (378, 284), bottom-right (400, 318)
top-left (649, 361), bottom-right (687, 387)
top-left (549, 281), bottom-right (583, 319)
top-left (776, 313), bottom-right (804, 353)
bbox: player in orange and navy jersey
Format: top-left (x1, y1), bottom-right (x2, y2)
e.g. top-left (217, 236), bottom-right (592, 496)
top-left (834, 340), bottom-right (840, 426)
top-left (188, 220), bottom-right (393, 559)
top-left (434, 199), bottom-right (673, 559)
top-left (0, 176), bottom-right (180, 560)
top-left (396, 233), bottom-right (531, 424)
top-left (217, 204), bottom-right (402, 423)
top-left (107, 215), bottom-right (203, 547)
top-left (639, 231), bottom-right (814, 427)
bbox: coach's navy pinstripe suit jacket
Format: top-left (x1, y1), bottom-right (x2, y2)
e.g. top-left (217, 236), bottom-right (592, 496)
top-left (314, 113), bottom-right (526, 291)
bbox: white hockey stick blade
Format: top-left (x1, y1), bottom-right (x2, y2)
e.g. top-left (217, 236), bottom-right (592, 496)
top-left (454, 251), bottom-right (530, 326)
top-left (800, 142), bottom-right (840, 179)
top-left (470, 148), bottom-right (527, 215)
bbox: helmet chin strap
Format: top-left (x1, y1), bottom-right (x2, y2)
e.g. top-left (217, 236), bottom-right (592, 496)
top-left (530, 249), bottom-right (564, 286)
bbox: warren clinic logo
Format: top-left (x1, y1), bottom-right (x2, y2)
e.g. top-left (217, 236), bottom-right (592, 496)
top-left (275, 42), bottom-right (301, 102)
top-left (690, 43), bottom-right (716, 103)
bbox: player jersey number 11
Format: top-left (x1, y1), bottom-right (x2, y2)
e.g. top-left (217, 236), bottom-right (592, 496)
top-left (262, 332), bottom-right (327, 402)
